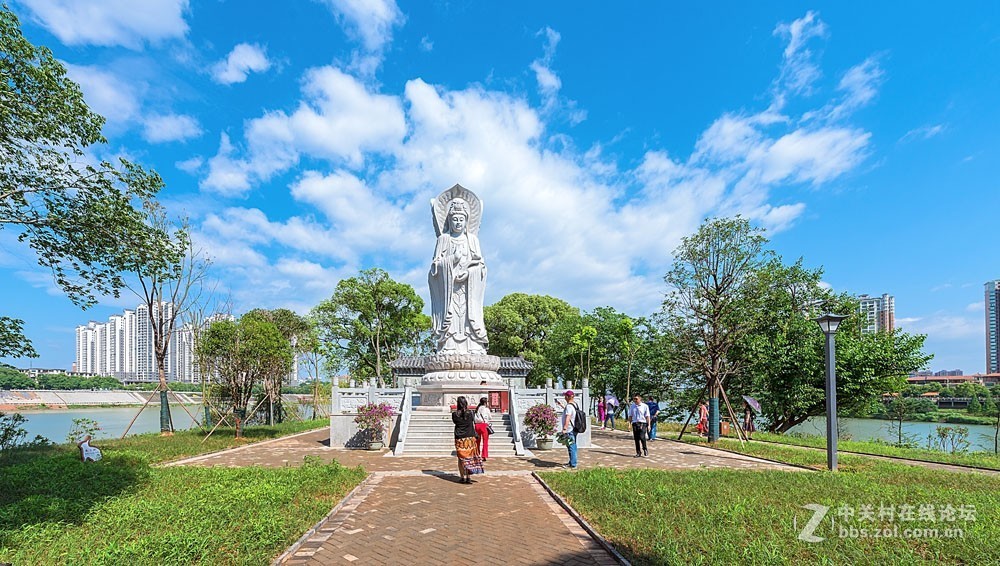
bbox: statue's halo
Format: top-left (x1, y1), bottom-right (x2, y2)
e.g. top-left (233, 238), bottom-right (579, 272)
top-left (431, 184), bottom-right (483, 237)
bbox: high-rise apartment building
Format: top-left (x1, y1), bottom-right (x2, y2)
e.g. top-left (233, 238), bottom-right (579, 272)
top-left (986, 281), bottom-right (1000, 374)
top-left (858, 293), bottom-right (895, 334)
top-left (73, 303), bottom-right (229, 383)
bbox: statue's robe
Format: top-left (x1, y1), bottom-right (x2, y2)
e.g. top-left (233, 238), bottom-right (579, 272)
top-left (428, 232), bottom-right (488, 353)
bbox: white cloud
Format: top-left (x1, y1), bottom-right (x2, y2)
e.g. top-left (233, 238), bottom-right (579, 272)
top-left (898, 314), bottom-right (981, 340)
top-left (63, 63), bottom-right (140, 127)
top-left (142, 113), bottom-right (202, 143)
top-left (202, 66), bottom-right (406, 194)
top-left (319, 0), bottom-right (404, 74)
top-left (419, 36), bottom-right (433, 52)
top-left (901, 123), bottom-right (947, 143)
top-left (773, 11), bottom-right (827, 100)
top-left (212, 43), bottom-right (272, 85)
top-left (196, 12), bottom-right (879, 314)
top-left (175, 156), bottom-right (204, 174)
top-left (20, 0), bottom-right (189, 49)
top-left (200, 133), bottom-right (251, 196)
top-left (966, 301), bottom-right (984, 313)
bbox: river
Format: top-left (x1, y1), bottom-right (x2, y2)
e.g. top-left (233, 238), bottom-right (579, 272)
top-left (13, 406), bottom-right (203, 442)
top-left (787, 416), bottom-right (999, 453)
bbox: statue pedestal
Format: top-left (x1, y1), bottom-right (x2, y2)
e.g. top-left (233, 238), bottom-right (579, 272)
top-left (418, 351), bottom-right (504, 406)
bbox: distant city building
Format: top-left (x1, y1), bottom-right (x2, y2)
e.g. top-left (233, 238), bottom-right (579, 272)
top-left (933, 369), bottom-right (963, 376)
top-left (74, 305), bottom-right (233, 384)
top-left (986, 281), bottom-right (1000, 374)
top-left (858, 293), bottom-right (895, 334)
top-left (906, 373), bottom-right (1000, 387)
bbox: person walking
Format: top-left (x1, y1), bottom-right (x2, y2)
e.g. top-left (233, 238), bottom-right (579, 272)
top-left (452, 396), bottom-right (483, 483)
top-left (628, 394), bottom-right (651, 457)
top-left (561, 390), bottom-right (579, 468)
top-left (696, 401), bottom-right (709, 437)
top-left (604, 398), bottom-right (616, 431)
top-left (645, 396), bottom-right (660, 440)
top-left (742, 403), bottom-right (756, 440)
top-left (597, 397), bottom-right (607, 430)
top-left (474, 396), bottom-right (492, 461)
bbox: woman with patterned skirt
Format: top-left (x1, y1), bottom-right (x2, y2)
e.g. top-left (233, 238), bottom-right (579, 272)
top-left (452, 396), bottom-right (484, 483)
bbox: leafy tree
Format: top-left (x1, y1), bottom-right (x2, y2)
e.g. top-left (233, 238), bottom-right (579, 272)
top-left (734, 258), bottom-right (931, 433)
top-left (661, 217), bottom-right (769, 440)
top-left (484, 293), bottom-right (578, 383)
top-left (198, 315), bottom-right (291, 437)
top-left (310, 268), bottom-right (429, 386)
top-left (968, 394), bottom-right (983, 415)
top-left (125, 204), bottom-right (210, 435)
top-left (244, 308), bottom-right (310, 423)
top-left (0, 365), bottom-right (32, 389)
top-left (1, 7), bottom-right (169, 357)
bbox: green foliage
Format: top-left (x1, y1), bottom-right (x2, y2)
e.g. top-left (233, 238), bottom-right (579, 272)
top-left (0, 412), bottom-right (49, 453)
top-left (0, 365), bottom-right (33, 389)
top-left (542, 461), bottom-right (1000, 565)
top-left (353, 402), bottom-right (395, 443)
top-left (0, 8), bottom-right (171, 358)
top-left (198, 314), bottom-right (292, 437)
top-left (310, 268), bottom-right (430, 385)
top-left (484, 293), bottom-right (579, 383)
top-left (928, 425), bottom-right (971, 454)
top-left (66, 418), bottom-right (101, 443)
top-left (0, 318), bottom-right (37, 359)
top-left (968, 395), bottom-right (983, 414)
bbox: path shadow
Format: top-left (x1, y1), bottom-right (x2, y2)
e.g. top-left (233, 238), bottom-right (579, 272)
top-left (0, 445), bottom-right (146, 532)
top-left (527, 458), bottom-right (561, 468)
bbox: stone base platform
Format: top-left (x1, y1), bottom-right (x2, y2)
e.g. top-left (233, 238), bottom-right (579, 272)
top-left (417, 382), bottom-right (503, 407)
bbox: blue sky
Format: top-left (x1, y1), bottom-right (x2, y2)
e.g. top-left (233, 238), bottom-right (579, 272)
top-left (2, 1), bottom-right (998, 374)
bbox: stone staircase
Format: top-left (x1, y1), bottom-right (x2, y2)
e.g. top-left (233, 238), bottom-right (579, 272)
top-left (399, 410), bottom-right (520, 457)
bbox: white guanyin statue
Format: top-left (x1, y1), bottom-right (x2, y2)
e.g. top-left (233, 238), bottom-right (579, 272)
top-left (428, 185), bottom-right (489, 354)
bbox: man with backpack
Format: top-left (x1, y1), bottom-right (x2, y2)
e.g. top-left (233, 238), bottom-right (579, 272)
top-left (560, 390), bottom-right (586, 469)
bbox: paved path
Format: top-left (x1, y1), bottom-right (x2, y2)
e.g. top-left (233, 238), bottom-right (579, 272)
top-left (279, 472), bottom-right (617, 565)
top-left (168, 428), bottom-right (800, 472)
top-left (168, 428), bottom-right (803, 565)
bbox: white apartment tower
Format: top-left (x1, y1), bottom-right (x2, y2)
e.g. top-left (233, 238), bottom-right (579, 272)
top-left (75, 302), bottom-right (192, 383)
top-left (986, 281), bottom-right (1000, 374)
top-left (858, 293), bottom-right (895, 334)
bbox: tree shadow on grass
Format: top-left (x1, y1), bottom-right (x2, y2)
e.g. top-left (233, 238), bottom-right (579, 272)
top-left (0, 445), bottom-right (147, 534)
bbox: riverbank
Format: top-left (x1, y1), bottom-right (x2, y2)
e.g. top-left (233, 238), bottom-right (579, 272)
top-left (0, 389), bottom-right (200, 411)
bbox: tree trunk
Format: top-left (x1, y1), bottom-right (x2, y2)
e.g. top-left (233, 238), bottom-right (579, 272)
top-left (158, 360), bottom-right (173, 436)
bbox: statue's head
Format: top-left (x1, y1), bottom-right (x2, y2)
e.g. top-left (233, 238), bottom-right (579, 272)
top-left (446, 198), bottom-right (469, 234)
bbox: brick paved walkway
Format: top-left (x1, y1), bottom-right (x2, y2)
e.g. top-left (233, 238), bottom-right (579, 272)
top-left (167, 428), bottom-right (802, 565)
top-left (167, 428), bottom-right (799, 472)
top-left (278, 472), bottom-right (617, 565)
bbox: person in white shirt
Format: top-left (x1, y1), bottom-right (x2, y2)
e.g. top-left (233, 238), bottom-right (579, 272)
top-left (628, 394), bottom-right (651, 457)
top-left (561, 390), bottom-right (579, 468)
top-left (474, 397), bottom-right (492, 460)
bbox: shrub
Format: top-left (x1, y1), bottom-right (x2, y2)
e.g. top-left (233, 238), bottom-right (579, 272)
top-left (354, 402), bottom-right (394, 442)
top-left (66, 417), bottom-right (101, 443)
top-left (524, 403), bottom-right (558, 438)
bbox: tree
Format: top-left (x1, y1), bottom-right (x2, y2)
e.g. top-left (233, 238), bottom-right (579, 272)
top-left (484, 293), bottom-right (578, 383)
top-left (245, 308), bottom-right (310, 424)
top-left (310, 269), bottom-right (429, 386)
top-left (661, 217), bottom-right (769, 441)
top-left (197, 315), bottom-right (291, 437)
top-left (1, 7), bottom-right (168, 357)
top-left (734, 258), bottom-right (931, 433)
top-left (125, 203), bottom-right (210, 435)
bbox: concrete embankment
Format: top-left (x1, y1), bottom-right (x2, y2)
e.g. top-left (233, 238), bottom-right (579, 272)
top-left (0, 389), bottom-right (200, 411)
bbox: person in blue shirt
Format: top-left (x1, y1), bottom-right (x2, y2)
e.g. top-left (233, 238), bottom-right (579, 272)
top-left (645, 396), bottom-right (660, 440)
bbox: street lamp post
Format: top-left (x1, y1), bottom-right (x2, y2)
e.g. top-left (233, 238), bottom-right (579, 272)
top-left (815, 313), bottom-right (848, 471)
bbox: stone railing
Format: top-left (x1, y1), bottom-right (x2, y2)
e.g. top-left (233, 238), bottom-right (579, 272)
top-left (329, 384), bottom-right (406, 449)
top-left (511, 378), bottom-right (591, 449)
top-left (507, 384), bottom-right (527, 456)
top-left (392, 385), bottom-right (416, 455)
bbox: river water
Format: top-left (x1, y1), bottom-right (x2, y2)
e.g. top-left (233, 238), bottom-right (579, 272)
top-left (787, 417), bottom-right (998, 453)
top-left (14, 406), bottom-right (203, 442)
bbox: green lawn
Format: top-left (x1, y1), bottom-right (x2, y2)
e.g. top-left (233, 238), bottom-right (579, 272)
top-left (542, 461), bottom-right (1000, 565)
top-left (751, 431), bottom-right (1000, 471)
top-left (1, 418), bottom-right (362, 564)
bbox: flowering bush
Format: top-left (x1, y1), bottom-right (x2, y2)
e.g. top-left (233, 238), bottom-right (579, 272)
top-left (354, 402), bottom-right (395, 442)
top-left (524, 403), bottom-right (558, 438)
